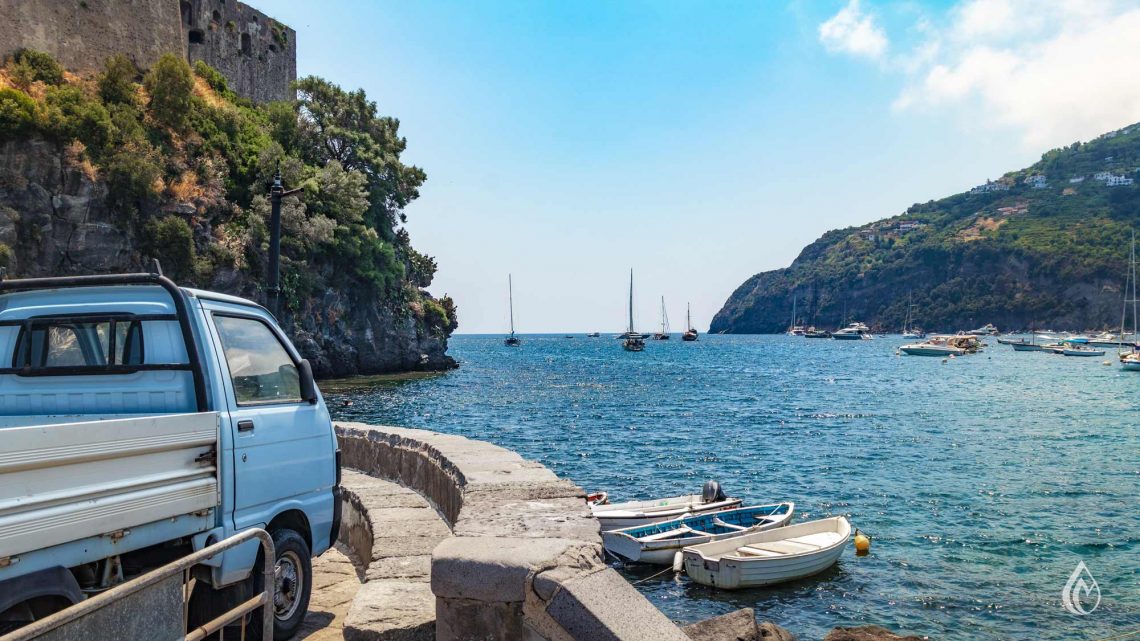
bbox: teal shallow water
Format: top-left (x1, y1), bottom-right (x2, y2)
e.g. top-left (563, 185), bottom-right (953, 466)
top-left (328, 334), bottom-right (1139, 640)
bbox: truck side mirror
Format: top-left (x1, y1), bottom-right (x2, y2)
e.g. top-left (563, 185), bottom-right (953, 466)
top-left (298, 359), bottom-right (318, 404)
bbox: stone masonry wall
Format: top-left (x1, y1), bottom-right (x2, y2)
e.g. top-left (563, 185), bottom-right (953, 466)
top-left (335, 423), bottom-right (693, 641)
top-left (0, 0), bottom-right (184, 72)
top-left (0, 0), bottom-right (294, 103)
top-left (181, 0), bottom-right (296, 103)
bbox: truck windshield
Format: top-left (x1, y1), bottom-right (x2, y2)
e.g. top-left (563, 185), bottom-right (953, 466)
top-left (13, 319), bottom-right (143, 368)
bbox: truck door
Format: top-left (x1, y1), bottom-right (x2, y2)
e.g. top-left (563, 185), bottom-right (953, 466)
top-left (204, 309), bottom-right (334, 534)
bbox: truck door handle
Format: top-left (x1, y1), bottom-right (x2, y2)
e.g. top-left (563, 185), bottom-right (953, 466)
top-left (237, 420), bottom-right (255, 432)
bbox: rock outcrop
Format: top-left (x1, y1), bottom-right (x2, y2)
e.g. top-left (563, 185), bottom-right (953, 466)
top-left (823, 626), bottom-right (925, 641)
top-left (0, 138), bottom-right (456, 377)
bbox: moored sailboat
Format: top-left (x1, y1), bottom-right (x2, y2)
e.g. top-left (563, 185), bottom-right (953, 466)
top-left (623, 270), bottom-right (645, 352)
top-left (653, 297), bottom-right (671, 340)
top-left (1119, 230), bottom-right (1140, 370)
top-left (682, 303), bottom-right (699, 341)
top-left (504, 274), bottom-right (521, 346)
top-left (787, 296), bottom-right (806, 336)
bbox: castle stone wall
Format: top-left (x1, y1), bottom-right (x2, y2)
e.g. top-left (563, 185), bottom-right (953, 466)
top-left (0, 0), bottom-right (184, 73)
top-left (0, 0), bottom-right (294, 104)
top-left (182, 0), bottom-right (296, 103)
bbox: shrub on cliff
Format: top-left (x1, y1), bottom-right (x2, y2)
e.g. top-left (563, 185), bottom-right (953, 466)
top-left (0, 88), bottom-right (37, 136)
top-left (98, 55), bottom-right (138, 106)
top-left (40, 85), bottom-right (114, 157)
top-left (105, 148), bottom-right (161, 216)
top-left (8, 49), bottom-right (65, 88)
top-left (141, 216), bottom-right (196, 280)
top-left (144, 54), bottom-right (194, 131)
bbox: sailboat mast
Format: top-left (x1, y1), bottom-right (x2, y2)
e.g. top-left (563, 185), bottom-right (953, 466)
top-left (687, 303), bottom-right (692, 331)
top-left (791, 295), bottom-right (797, 329)
top-left (1132, 229), bottom-right (1137, 341)
top-left (508, 274), bottom-right (515, 336)
top-left (628, 269), bottom-right (635, 334)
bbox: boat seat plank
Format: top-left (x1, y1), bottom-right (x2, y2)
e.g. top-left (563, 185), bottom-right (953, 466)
top-left (712, 518), bottom-right (747, 531)
top-left (786, 533), bottom-right (838, 547)
top-left (736, 546), bottom-right (781, 557)
top-left (640, 526), bottom-right (692, 541)
top-left (745, 540), bottom-right (818, 555)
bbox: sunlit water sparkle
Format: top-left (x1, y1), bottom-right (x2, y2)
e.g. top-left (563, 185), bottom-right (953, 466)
top-left (328, 334), bottom-right (1139, 640)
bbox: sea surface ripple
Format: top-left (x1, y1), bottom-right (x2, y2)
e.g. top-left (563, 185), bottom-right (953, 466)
top-left (327, 334), bottom-right (1139, 640)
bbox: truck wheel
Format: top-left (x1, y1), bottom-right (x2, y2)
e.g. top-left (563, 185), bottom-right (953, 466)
top-left (251, 529), bottom-right (312, 641)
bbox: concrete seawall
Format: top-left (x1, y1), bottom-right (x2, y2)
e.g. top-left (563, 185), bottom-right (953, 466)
top-left (335, 422), bottom-right (692, 641)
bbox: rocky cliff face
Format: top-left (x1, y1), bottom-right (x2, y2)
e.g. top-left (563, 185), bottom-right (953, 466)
top-left (712, 122), bottom-right (1140, 334)
top-left (0, 137), bottom-right (455, 377)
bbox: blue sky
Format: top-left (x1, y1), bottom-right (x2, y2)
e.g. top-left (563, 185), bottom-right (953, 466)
top-left (257, 0), bottom-right (1140, 333)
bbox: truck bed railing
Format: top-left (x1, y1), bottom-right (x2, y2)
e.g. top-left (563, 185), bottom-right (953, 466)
top-left (0, 272), bottom-right (209, 412)
top-left (0, 528), bottom-right (275, 641)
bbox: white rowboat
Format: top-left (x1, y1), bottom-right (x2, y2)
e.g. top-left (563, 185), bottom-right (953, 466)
top-left (592, 494), bottom-right (742, 531)
top-left (681, 516), bottom-right (851, 589)
top-left (602, 502), bottom-right (794, 565)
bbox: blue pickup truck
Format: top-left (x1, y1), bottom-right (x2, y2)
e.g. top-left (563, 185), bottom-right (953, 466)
top-left (0, 271), bottom-right (341, 639)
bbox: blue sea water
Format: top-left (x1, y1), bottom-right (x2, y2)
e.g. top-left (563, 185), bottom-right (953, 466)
top-left (327, 334), bottom-right (1139, 640)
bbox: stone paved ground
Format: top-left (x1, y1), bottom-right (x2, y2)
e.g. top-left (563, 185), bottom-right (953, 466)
top-left (296, 545), bottom-right (362, 641)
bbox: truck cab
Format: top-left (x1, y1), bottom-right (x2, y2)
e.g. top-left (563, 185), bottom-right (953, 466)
top-left (0, 272), bottom-right (340, 639)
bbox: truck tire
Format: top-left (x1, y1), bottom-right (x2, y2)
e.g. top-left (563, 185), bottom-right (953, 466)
top-left (251, 528), bottom-right (312, 641)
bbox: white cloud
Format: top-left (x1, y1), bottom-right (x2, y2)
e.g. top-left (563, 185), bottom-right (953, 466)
top-left (819, 0), bottom-right (889, 60)
top-left (827, 0), bottom-right (1140, 148)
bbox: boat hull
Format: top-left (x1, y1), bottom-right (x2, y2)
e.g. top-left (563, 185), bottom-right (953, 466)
top-left (1062, 349), bottom-right (1105, 357)
top-left (831, 333), bottom-right (865, 340)
top-left (1122, 360), bottom-right (1140, 371)
top-left (900, 345), bottom-right (961, 356)
top-left (593, 497), bottom-right (743, 531)
top-left (682, 517), bottom-right (851, 590)
top-left (1011, 343), bottom-right (1045, 352)
top-left (602, 503), bottom-right (794, 564)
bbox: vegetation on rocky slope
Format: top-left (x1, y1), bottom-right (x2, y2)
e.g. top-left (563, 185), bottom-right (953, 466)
top-left (0, 49), bottom-right (456, 373)
top-left (712, 122), bottom-right (1140, 333)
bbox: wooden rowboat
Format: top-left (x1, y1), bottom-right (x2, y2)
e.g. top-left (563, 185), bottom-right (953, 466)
top-left (681, 516), bottom-right (851, 589)
top-left (602, 502), bottom-right (794, 565)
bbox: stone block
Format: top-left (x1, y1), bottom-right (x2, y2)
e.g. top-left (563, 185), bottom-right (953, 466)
top-left (545, 567), bottom-right (691, 641)
top-left (436, 596), bottom-right (547, 641)
top-left (455, 496), bottom-right (601, 543)
top-left (432, 537), bottom-right (601, 603)
top-left (365, 555), bottom-right (432, 582)
top-left (343, 580), bottom-right (434, 641)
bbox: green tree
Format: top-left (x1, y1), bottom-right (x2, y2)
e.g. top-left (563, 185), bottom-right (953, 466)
top-left (141, 216), bottom-right (196, 279)
top-left (98, 54), bottom-right (138, 105)
top-left (8, 49), bottom-right (64, 88)
top-left (0, 88), bottom-right (38, 136)
top-left (144, 53), bottom-right (195, 131)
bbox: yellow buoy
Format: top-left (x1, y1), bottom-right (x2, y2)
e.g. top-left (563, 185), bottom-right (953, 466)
top-left (854, 529), bottom-right (871, 556)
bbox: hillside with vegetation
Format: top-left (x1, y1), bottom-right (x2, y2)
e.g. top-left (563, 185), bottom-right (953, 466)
top-left (0, 49), bottom-right (456, 375)
top-left (712, 122), bottom-right (1140, 334)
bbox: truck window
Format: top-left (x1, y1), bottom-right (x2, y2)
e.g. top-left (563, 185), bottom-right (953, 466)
top-left (13, 320), bottom-right (143, 369)
top-left (213, 315), bottom-right (301, 405)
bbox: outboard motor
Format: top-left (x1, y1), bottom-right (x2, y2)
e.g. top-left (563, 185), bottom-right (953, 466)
top-left (701, 480), bottom-right (727, 503)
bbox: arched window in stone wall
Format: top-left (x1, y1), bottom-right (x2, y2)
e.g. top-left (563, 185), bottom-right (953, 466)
top-left (241, 33), bottom-right (252, 55)
top-left (180, 1), bottom-right (192, 26)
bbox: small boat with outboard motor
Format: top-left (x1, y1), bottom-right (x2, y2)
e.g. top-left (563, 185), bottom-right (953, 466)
top-left (602, 502), bottom-right (795, 565)
top-left (591, 481), bottom-right (742, 531)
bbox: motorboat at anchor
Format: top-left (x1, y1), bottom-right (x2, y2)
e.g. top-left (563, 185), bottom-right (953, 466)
top-left (591, 481), bottom-right (742, 531)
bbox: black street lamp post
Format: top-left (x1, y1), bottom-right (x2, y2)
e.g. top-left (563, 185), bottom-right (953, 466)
top-left (267, 167), bottom-right (303, 320)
